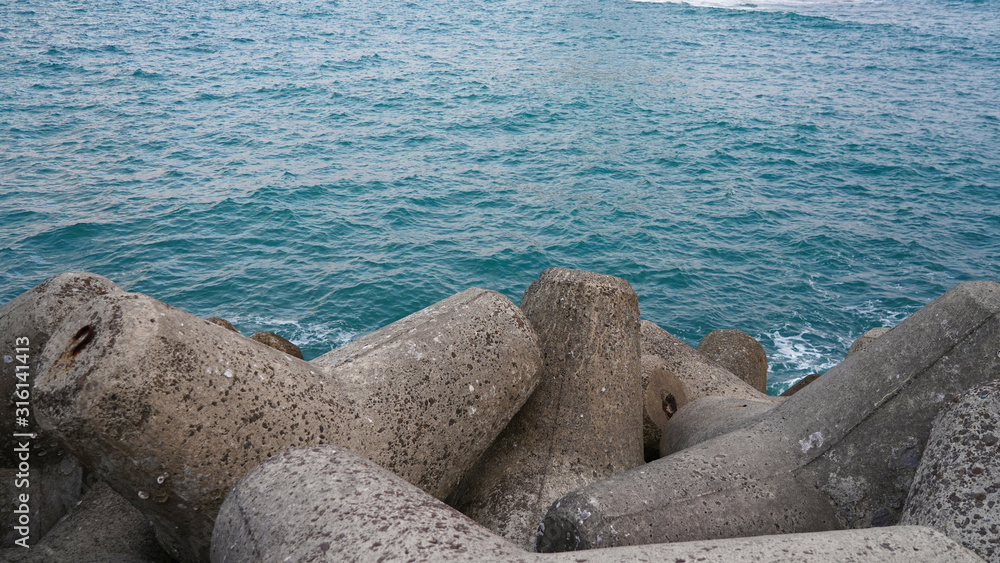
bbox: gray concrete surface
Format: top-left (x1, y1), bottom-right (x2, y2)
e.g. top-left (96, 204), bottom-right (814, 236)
top-left (846, 326), bottom-right (893, 359)
top-left (1, 272), bottom-right (122, 547)
top-left (33, 285), bottom-right (541, 562)
top-left (780, 373), bottom-right (821, 396)
top-left (640, 354), bottom-right (688, 460)
top-left (696, 328), bottom-right (768, 393)
top-left (660, 395), bottom-right (779, 456)
top-left (640, 319), bottom-right (772, 404)
top-left (212, 445), bottom-right (984, 563)
top-left (537, 281), bottom-right (1000, 551)
top-left (900, 379), bottom-right (1000, 562)
top-left (639, 320), bottom-right (777, 459)
top-left (248, 331), bottom-right (303, 359)
top-left (447, 267), bottom-right (643, 550)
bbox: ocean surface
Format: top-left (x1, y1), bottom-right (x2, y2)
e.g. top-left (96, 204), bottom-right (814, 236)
top-left (2, 0), bottom-right (998, 393)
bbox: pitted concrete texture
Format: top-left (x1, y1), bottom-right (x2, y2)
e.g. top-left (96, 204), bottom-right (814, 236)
top-left (1, 272), bottom-right (122, 547)
top-left (211, 445), bottom-right (985, 563)
top-left (846, 326), bottom-right (893, 358)
top-left (660, 395), bottom-right (780, 456)
top-left (640, 354), bottom-right (688, 460)
top-left (537, 281), bottom-right (1000, 552)
top-left (696, 329), bottom-right (768, 393)
top-left (641, 320), bottom-right (773, 404)
top-left (1, 272), bottom-right (122, 464)
top-left (34, 286), bottom-right (541, 562)
top-left (448, 267), bottom-right (643, 550)
top-left (309, 286), bottom-right (543, 497)
top-left (248, 331), bottom-right (304, 359)
top-left (0, 481), bottom-right (172, 563)
top-left (900, 379), bottom-right (1000, 562)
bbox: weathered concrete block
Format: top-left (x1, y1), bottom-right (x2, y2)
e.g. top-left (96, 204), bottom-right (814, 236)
top-left (1, 273), bottom-right (122, 462)
top-left (1, 272), bottom-right (123, 547)
top-left (448, 267), bottom-right (643, 550)
top-left (639, 320), bottom-right (777, 458)
top-left (212, 445), bottom-right (984, 563)
top-left (900, 379), bottom-right (1000, 561)
top-left (34, 286), bottom-right (541, 562)
top-left (0, 480), bottom-right (172, 562)
top-left (309, 287), bottom-right (542, 496)
top-left (248, 331), bottom-right (303, 359)
top-left (640, 354), bottom-right (687, 461)
top-left (641, 320), bottom-right (770, 403)
top-left (846, 326), bottom-right (893, 359)
top-left (696, 329), bottom-right (768, 393)
top-left (660, 395), bottom-right (779, 456)
top-left (537, 281), bottom-right (1000, 552)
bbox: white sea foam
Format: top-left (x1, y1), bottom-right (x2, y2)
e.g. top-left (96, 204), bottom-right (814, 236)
top-left (764, 327), bottom-right (843, 382)
top-left (841, 300), bottom-right (910, 331)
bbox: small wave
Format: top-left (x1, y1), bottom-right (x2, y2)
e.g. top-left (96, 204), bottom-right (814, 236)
top-left (763, 326), bottom-right (844, 392)
top-left (841, 300), bottom-right (909, 331)
top-left (131, 69), bottom-right (163, 80)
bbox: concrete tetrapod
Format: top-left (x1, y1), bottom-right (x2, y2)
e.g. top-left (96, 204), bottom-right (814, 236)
top-left (639, 320), bottom-right (779, 458)
top-left (33, 286), bottom-right (541, 562)
top-left (900, 379), bottom-right (1000, 561)
top-left (448, 267), bottom-right (643, 549)
top-left (1, 272), bottom-right (123, 547)
top-left (536, 281), bottom-right (1000, 552)
top-left (640, 320), bottom-right (773, 404)
top-left (211, 445), bottom-right (985, 563)
top-left (248, 331), bottom-right (304, 359)
top-left (696, 328), bottom-right (769, 393)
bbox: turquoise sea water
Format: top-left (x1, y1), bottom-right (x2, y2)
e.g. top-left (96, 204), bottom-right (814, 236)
top-left (1, 0), bottom-right (998, 393)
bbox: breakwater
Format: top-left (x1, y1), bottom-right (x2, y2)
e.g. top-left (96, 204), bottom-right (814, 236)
top-left (2, 269), bottom-right (998, 561)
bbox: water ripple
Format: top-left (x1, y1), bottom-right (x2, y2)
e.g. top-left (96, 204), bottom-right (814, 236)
top-left (2, 0), bottom-right (998, 390)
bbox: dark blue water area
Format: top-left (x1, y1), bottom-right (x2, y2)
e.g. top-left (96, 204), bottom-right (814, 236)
top-left (2, 0), bottom-right (998, 393)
